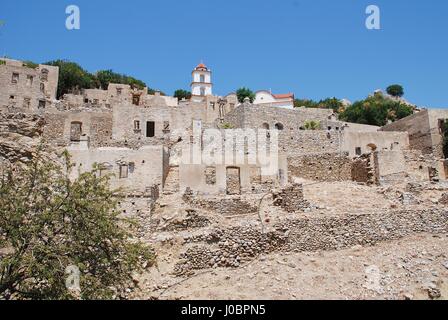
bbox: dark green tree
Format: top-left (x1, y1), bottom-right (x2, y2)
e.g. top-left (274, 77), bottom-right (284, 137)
top-left (294, 99), bottom-right (318, 108)
top-left (236, 87), bottom-right (256, 103)
top-left (339, 94), bottom-right (413, 126)
top-left (44, 61), bottom-right (157, 98)
top-left (386, 84), bottom-right (404, 98)
top-left (44, 60), bottom-right (96, 99)
top-left (295, 98), bottom-right (344, 113)
top-left (316, 98), bottom-right (344, 113)
top-left (0, 150), bottom-right (154, 300)
top-left (173, 89), bottom-right (192, 101)
top-left (94, 70), bottom-right (147, 90)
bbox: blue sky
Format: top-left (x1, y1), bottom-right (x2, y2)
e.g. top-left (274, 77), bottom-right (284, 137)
top-left (1, 0), bottom-right (447, 107)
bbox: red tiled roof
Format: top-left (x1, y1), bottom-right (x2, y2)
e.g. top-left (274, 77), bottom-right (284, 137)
top-left (196, 63), bottom-right (208, 70)
top-left (272, 93), bottom-right (294, 99)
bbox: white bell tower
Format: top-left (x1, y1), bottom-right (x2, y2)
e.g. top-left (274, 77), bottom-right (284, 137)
top-left (191, 62), bottom-right (212, 97)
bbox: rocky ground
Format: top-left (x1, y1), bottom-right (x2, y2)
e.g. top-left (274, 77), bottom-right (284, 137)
top-left (127, 180), bottom-right (448, 300)
top-left (143, 233), bottom-right (448, 300)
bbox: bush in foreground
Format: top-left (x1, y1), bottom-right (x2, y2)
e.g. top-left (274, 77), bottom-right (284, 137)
top-left (0, 150), bottom-right (154, 300)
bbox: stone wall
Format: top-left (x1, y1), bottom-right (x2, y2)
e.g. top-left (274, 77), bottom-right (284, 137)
top-left (118, 192), bottom-right (158, 218)
top-left (67, 145), bottom-right (168, 193)
top-left (152, 209), bottom-right (211, 232)
top-left (279, 130), bottom-right (341, 156)
top-left (341, 131), bottom-right (410, 157)
top-left (272, 183), bottom-right (310, 213)
top-left (112, 96), bottom-right (237, 143)
top-left (43, 110), bottom-right (113, 147)
top-left (402, 150), bottom-right (443, 182)
top-left (0, 58), bottom-right (58, 111)
top-left (174, 208), bottom-right (448, 275)
top-left (224, 103), bottom-right (333, 131)
top-left (288, 153), bottom-right (352, 182)
top-left (183, 189), bottom-right (258, 216)
top-left (380, 109), bottom-right (448, 157)
top-left (351, 154), bottom-right (376, 184)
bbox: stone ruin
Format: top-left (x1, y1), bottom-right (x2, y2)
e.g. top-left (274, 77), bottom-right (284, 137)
top-left (272, 183), bottom-right (311, 213)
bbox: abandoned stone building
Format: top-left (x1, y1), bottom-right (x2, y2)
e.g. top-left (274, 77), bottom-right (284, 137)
top-left (1, 58), bottom-right (448, 212)
top-left (0, 58), bottom-right (59, 111)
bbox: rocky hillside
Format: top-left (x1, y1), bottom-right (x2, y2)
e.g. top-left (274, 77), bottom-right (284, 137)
top-left (0, 111), bottom-right (45, 163)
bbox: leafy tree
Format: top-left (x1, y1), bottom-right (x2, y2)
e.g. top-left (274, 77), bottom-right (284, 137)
top-left (44, 61), bottom-right (156, 99)
top-left (173, 89), bottom-right (192, 101)
top-left (45, 60), bottom-right (96, 99)
top-left (294, 99), bottom-right (318, 109)
top-left (339, 94), bottom-right (413, 126)
top-left (295, 98), bottom-right (344, 113)
top-left (303, 120), bottom-right (320, 130)
top-left (386, 84), bottom-right (404, 98)
top-left (316, 98), bottom-right (345, 113)
top-left (236, 87), bottom-right (255, 103)
top-left (94, 70), bottom-right (146, 90)
top-left (0, 150), bottom-right (154, 300)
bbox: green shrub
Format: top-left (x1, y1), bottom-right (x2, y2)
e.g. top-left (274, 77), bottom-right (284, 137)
top-left (23, 61), bottom-right (39, 69)
top-left (304, 120), bottom-right (320, 130)
top-left (221, 123), bottom-right (234, 129)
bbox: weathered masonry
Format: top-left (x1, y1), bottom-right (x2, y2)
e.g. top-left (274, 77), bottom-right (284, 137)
top-left (1, 57), bottom-right (447, 202)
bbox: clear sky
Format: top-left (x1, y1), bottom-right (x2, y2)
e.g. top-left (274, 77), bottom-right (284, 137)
top-left (1, 0), bottom-right (447, 107)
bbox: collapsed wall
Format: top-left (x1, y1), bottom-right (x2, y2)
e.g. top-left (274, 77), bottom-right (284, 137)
top-left (272, 183), bottom-right (311, 212)
top-left (174, 208), bottom-right (448, 275)
top-left (351, 153), bottom-right (377, 184)
top-left (183, 188), bottom-right (259, 216)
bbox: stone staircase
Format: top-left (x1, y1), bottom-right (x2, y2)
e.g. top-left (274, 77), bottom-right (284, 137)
top-left (163, 166), bottom-right (180, 195)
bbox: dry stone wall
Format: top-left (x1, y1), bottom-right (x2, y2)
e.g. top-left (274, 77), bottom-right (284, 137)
top-left (183, 189), bottom-right (258, 216)
top-left (224, 103), bottom-right (332, 130)
top-left (174, 208), bottom-right (448, 275)
top-left (272, 183), bottom-right (310, 212)
top-left (288, 153), bottom-right (352, 182)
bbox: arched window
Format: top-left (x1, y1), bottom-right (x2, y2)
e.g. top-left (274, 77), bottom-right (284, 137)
top-left (200, 87), bottom-right (206, 96)
top-left (261, 123), bottom-right (270, 130)
top-left (40, 83), bottom-right (45, 93)
top-left (200, 74), bottom-right (205, 83)
top-left (275, 123), bottom-right (284, 130)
